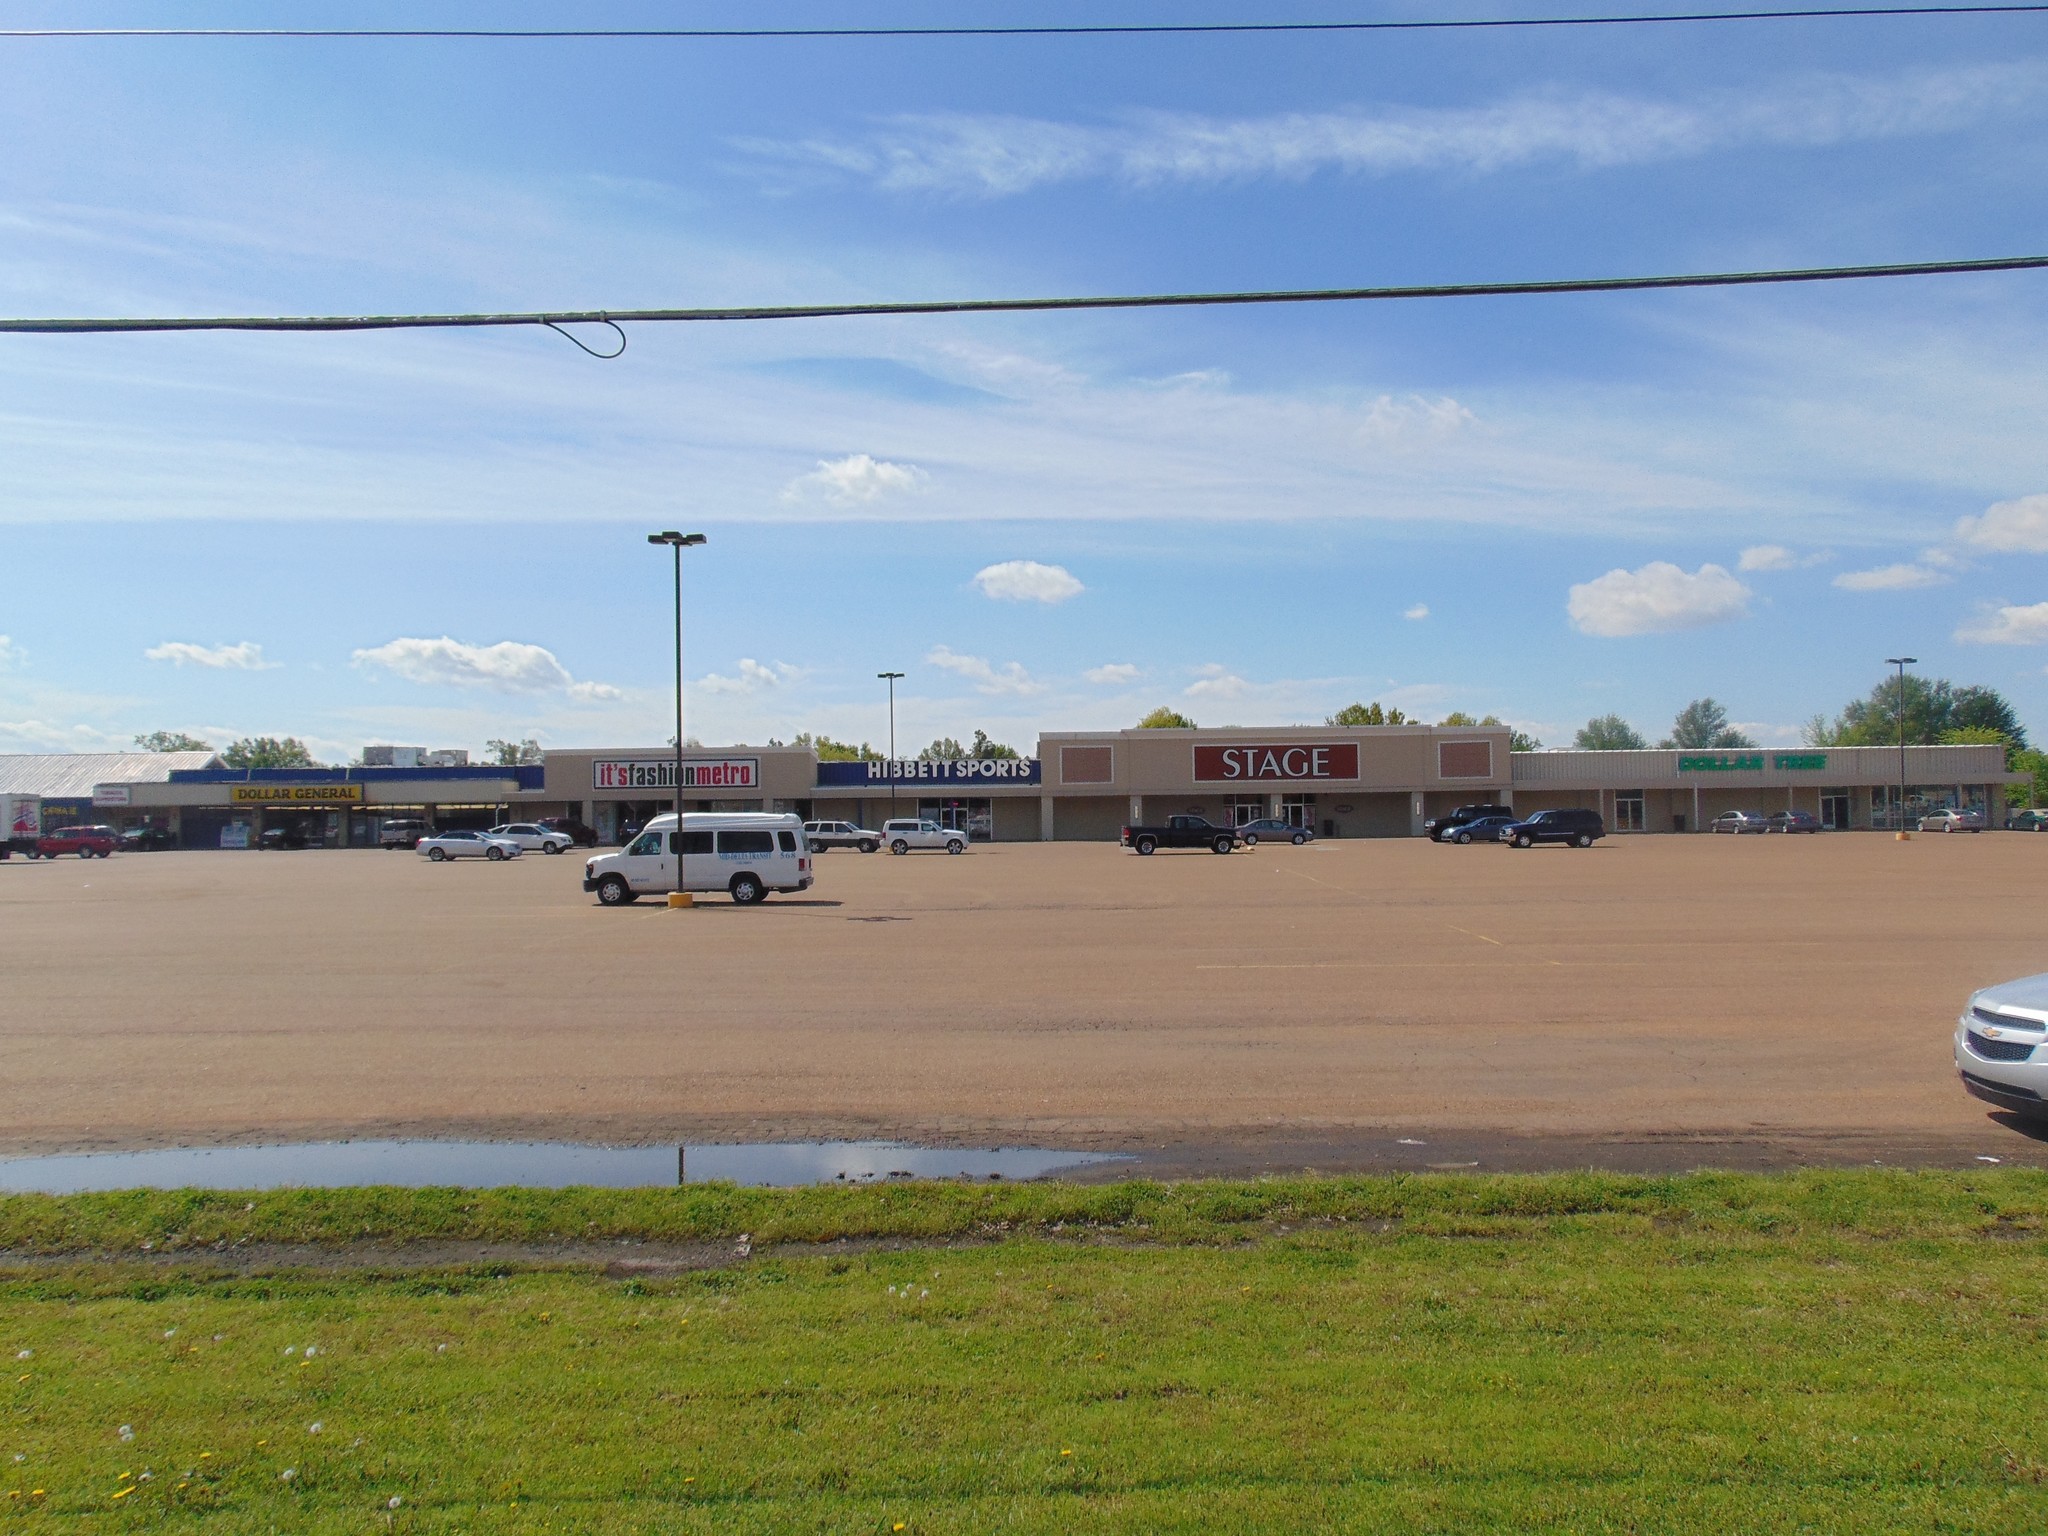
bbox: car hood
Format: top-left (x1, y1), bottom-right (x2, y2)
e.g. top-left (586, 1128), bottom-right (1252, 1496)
top-left (1973, 973), bottom-right (2048, 1019)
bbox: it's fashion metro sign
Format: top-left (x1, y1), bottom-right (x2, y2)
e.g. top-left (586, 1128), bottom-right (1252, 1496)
top-left (1194, 743), bottom-right (1361, 782)
top-left (593, 758), bottom-right (760, 791)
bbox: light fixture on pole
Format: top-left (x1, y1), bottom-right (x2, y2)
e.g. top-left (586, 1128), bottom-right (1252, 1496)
top-left (1886, 655), bottom-right (1916, 838)
top-left (878, 671), bottom-right (904, 820)
top-left (649, 531), bottom-right (708, 902)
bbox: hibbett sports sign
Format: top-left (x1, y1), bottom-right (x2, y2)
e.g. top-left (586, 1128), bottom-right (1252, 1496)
top-left (592, 758), bottom-right (760, 791)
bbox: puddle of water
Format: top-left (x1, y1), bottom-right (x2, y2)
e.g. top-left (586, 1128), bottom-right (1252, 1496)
top-left (0, 1139), bottom-right (1125, 1194)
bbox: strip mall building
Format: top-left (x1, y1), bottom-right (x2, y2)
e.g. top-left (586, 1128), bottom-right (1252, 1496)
top-left (18, 727), bottom-right (2021, 847)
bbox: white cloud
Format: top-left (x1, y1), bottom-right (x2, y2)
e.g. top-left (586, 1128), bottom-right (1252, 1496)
top-left (1956, 601), bottom-right (2048, 645)
top-left (925, 644), bottom-right (1043, 695)
top-left (1084, 663), bottom-right (1140, 685)
top-left (1566, 562), bottom-right (1751, 637)
top-left (1956, 493), bottom-right (2048, 553)
top-left (1831, 563), bottom-right (1948, 591)
top-left (781, 452), bottom-right (928, 505)
top-left (972, 559), bottom-right (1084, 604)
top-left (1185, 663), bottom-right (1251, 701)
top-left (351, 636), bottom-right (618, 698)
top-left (144, 640), bottom-right (274, 670)
top-left (1737, 545), bottom-right (1796, 572)
top-left (1403, 603), bottom-right (1430, 621)
top-left (699, 658), bottom-right (802, 694)
top-left (0, 635), bottom-right (20, 669)
top-left (740, 61), bottom-right (2048, 196)
top-left (1732, 720), bottom-right (1803, 747)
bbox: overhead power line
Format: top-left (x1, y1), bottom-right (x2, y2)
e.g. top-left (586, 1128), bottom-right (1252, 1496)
top-left (5, 5), bottom-right (2047, 38)
top-left (2, 255), bottom-right (2042, 346)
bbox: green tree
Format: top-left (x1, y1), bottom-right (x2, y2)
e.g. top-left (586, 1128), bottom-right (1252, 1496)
top-left (220, 736), bottom-right (317, 769)
top-left (2009, 747), bottom-right (2048, 809)
top-left (792, 732), bottom-right (877, 761)
top-left (920, 737), bottom-right (967, 761)
top-left (1659, 699), bottom-right (1755, 750)
top-left (970, 729), bottom-right (1021, 760)
top-left (1574, 714), bottom-right (1647, 751)
top-left (1438, 711), bottom-right (1478, 726)
top-left (134, 731), bottom-right (213, 753)
top-left (1137, 707), bottom-right (1197, 729)
top-left (1822, 675), bottom-right (2028, 751)
top-left (1327, 702), bottom-right (1408, 726)
top-left (484, 737), bottom-right (542, 766)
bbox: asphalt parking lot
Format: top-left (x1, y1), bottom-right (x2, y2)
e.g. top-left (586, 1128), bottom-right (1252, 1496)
top-left (3, 834), bottom-right (2044, 1172)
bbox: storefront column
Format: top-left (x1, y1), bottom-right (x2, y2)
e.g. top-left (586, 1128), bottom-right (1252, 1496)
top-left (1129, 795), bottom-right (1143, 825)
top-left (1268, 792), bottom-right (1283, 817)
top-left (1039, 795), bottom-right (1054, 841)
top-left (1692, 785), bottom-right (1701, 831)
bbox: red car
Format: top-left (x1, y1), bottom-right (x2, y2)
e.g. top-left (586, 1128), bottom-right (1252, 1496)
top-left (33, 824), bottom-right (119, 859)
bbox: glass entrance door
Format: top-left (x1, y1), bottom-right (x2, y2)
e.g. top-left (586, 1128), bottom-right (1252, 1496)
top-left (1820, 791), bottom-right (1850, 830)
top-left (919, 798), bottom-right (994, 840)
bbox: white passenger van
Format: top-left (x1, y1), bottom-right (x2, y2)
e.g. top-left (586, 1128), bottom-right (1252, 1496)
top-left (582, 812), bottom-right (812, 906)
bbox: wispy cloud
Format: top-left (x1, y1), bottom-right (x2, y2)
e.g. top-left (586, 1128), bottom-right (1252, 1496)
top-left (144, 640), bottom-right (275, 670)
top-left (738, 61), bottom-right (2048, 196)
top-left (925, 644), bottom-right (1043, 695)
top-left (1832, 562), bottom-right (1949, 591)
top-left (1956, 492), bottom-right (2048, 553)
top-left (1567, 562), bottom-right (1751, 637)
top-left (352, 636), bottom-right (619, 699)
top-left (1956, 601), bottom-right (2048, 645)
top-left (1085, 663), bottom-right (1141, 685)
top-left (1185, 663), bottom-right (1251, 701)
top-left (1403, 603), bottom-right (1430, 621)
top-left (700, 658), bottom-right (802, 694)
top-left (781, 452), bottom-right (929, 504)
top-left (972, 559), bottom-right (1084, 604)
top-left (0, 636), bottom-right (22, 670)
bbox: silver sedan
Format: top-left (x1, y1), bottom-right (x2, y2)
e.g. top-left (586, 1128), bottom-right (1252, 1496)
top-left (416, 829), bottom-right (524, 862)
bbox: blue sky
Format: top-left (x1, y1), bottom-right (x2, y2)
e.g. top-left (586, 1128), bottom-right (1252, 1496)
top-left (4, 0), bottom-right (2048, 760)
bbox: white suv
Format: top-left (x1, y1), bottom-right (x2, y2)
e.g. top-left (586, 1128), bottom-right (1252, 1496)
top-left (487, 822), bottom-right (575, 855)
top-left (882, 818), bottom-right (966, 854)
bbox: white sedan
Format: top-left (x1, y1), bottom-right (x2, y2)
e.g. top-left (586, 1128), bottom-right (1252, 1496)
top-left (417, 829), bottom-right (524, 862)
top-left (486, 822), bottom-right (574, 854)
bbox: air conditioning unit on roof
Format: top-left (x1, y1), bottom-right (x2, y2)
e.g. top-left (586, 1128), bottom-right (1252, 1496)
top-left (361, 745), bottom-right (425, 768)
top-left (422, 749), bottom-right (469, 768)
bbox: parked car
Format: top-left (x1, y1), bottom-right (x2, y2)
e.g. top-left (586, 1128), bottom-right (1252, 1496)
top-left (416, 829), bottom-right (524, 862)
top-left (1499, 808), bottom-right (1605, 849)
top-left (486, 822), bottom-right (575, 855)
top-left (1920, 808), bottom-right (1986, 833)
top-left (258, 826), bottom-right (309, 850)
top-left (2004, 809), bottom-right (2048, 832)
top-left (1444, 814), bottom-right (1517, 845)
top-left (378, 817), bottom-right (431, 850)
top-left (1422, 803), bottom-right (1515, 842)
top-left (535, 816), bottom-right (600, 848)
top-left (1765, 810), bottom-right (1821, 834)
top-left (1238, 818), bottom-right (1313, 847)
top-left (1710, 810), bottom-right (1771, 835)
top-left (803, 820), bottom-right (881, 853)
top-left (33, 824), bottom-right (119, 859)
top-left (582, 812), bottom-right (813, 906)
top-left (1955, 971), bottom-right (2048, 1121)
top-left (882, 818), bottom-right (967, 855)
top-left (1120, 815), bottom-right (1239, 856)
top-left (119, 825), bottom-right (178, 851)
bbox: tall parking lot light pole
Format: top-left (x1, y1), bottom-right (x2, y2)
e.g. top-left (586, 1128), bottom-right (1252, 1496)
top-left (649, 531), bottom-right (707, 896)
top-left (879, 671), bottom-right (904, 820)
top-left (1887, 655), bottom-right (1916, 835)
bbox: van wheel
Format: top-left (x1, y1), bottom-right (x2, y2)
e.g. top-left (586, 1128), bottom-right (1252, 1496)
top-left (1135, 836), bottom-right (1157, 855)
top-left (858, 839), bottom-right (878, 853)
top-left (596, 875), bottom-right (633, 906)
top-left (1574, 833), bottom-right (1594, 848)
top-left (1454, 830), bottom-right (1472, 845)
top-left (429, 847), bottom-right (448, 861)
top-left (1513, 833), bottom-right (1533, 849)
top-left (947, 839), bottom-right (965, 854)
top-left (891, 839), bottom-right (909, 855)
top-left (1212, 836), bottom-right (1234, 854)
top-left (730, 872), bottom-right (766, 904)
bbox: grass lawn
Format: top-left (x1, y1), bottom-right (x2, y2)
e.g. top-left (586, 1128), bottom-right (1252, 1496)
top-left (3, 1172), bottom-right (2047, 1532)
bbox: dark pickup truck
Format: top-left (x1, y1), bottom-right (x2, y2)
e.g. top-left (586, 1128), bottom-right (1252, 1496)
top-left (1121, 815), bottom-right (1240, 855)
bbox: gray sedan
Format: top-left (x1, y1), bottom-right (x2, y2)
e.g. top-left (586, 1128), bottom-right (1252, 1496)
top-left (1238, 818), bottom-right (1314, 846)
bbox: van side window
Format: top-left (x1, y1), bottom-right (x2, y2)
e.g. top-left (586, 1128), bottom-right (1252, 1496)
top-left (718, 829), bottom-right (775, 855)
top-left (628, 831), bottom-right (665, 856)
top-left (777, 830), bottom-right (798, 853)
top-left (674, 831), bottom-right (713, 856)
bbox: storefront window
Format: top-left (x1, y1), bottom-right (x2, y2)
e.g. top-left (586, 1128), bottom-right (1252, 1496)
top-left (1614, 792), bottom-right (1644, 832)
top-left (1280, 795), bottom-right (1316, 829)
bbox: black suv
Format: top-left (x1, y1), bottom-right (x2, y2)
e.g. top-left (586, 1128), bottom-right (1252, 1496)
top-left (1423, 803), bottom-right (1515, 842)
top-left (1499, 808), bottom-right (1605, 849)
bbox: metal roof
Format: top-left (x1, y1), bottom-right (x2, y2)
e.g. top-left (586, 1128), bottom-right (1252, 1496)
top-left (0, 751), bottom-right (220, 799)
